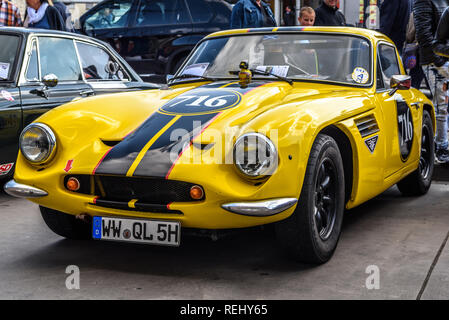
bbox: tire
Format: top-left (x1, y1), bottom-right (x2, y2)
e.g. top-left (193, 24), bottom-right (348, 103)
top-left (40, 206), bottom-right (91, 240)
top-left (397, 110), bottom-right (434, 196)
top-left (275, 134), bottom-right (345, 264)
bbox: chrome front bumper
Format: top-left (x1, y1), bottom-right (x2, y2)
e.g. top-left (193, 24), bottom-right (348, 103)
top-left (3, 180), bottom-right (48, 198)
top-left (221, 198), bottom-right (298, 216)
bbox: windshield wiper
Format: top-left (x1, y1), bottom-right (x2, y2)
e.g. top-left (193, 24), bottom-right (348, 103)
top-left (229, 69), bottom-right (293, 85)
top-left (250, 68), bottom-right (293, 85)
top-left (168, 73), bottom-right (217, 84)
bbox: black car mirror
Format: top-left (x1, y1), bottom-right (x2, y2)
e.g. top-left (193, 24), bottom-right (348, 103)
top-left (42, 74), bottom-right (58, 88)
top-left (105, 61), bottom-right (119, 75)
top-left (166, 74), bottom-right (174, 83)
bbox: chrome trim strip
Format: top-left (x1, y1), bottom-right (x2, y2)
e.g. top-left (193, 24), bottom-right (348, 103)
top-left (3, 180), bottom-right (48, 198)
top-left (221, 198), bottom-right (298, 216)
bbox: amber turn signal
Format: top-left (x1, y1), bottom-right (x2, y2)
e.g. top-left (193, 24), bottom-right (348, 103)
top-left (190, 185), bottom-right (204, 200)
top-left (66, 177), bottom-right (80, 191)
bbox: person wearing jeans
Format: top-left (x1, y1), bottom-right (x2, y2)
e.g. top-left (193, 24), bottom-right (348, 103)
top-left (414, 0), bottom-right (449, 162)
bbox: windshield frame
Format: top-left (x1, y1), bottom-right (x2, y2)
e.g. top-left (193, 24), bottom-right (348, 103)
top-left (0, 32), bottom-right (24, 84)
top-left (171, 31), bottom-right (374, 89)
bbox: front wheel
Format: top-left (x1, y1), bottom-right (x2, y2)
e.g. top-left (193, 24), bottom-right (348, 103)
top-left (275, 134), bottom-right (345, 264)
top-left (397, 110), bottom-right (434, 196)
top-left (40, 206), bottom-right (91, 240)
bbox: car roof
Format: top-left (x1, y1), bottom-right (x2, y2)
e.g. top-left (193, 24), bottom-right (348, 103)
top-left (0, 27), bottom-right (102, 43)
top-left (206, 26), bottom-right (393, 45)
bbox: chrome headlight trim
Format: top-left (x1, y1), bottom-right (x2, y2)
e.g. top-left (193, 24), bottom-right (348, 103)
top-left (19, 123), bottom-right (57, 164)
top-left (233, 132), bottom-right (278, 179)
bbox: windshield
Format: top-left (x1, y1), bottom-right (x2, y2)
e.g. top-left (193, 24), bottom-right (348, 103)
top-left (0, 34), bottom-right (20, 81)
top-left (176, 33), bottom-right (372, 86)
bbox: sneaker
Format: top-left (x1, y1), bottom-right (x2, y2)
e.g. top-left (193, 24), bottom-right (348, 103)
top-left (436, 149), bottom-right (449, 163)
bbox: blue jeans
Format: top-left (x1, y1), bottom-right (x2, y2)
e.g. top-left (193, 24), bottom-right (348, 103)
top-left (425, 65), bottom-right (449, 151)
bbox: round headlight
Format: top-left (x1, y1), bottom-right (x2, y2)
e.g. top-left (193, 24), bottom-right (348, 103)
top-left (233, 133), bottom-right (278, 179)
top-left (20, 123), bottom-right (57, 164)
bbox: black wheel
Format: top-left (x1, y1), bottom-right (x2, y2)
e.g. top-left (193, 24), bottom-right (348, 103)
top-left (275, 134), bottom-right (345, 264)
top-left (397, 110), bottom-right (434, 196)
top-left (40, 206), bottom-right (91, 240)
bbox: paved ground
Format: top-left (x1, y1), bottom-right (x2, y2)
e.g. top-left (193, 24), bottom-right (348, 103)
top-left (0, 181), bottom-right (448, 300)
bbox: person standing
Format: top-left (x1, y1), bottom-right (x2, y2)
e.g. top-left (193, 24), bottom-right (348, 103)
top-left (414, 0), bottom-right (449, 162)
top-left (298, 6), bottom-right (315, 26)
top-left (433, 6), bottom-right (449, 161)
top-left (230, 0), bottom-right (277, 29)
top-left (52, 0), bottom-right (74, 31)
top-left (379, 0), bottom-right (410, 55)
top-left (283, 5), bottom-right (295, 26)
top-left (314, 0), bottom-right (346, 26)
top-left (0, 0), bottom-right (23, 26)
top-left (24, 0), bottom-right (66, 31)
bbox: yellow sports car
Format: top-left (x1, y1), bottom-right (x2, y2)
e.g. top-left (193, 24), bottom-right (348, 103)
top-left (5, 27), bottom-right (435, 264)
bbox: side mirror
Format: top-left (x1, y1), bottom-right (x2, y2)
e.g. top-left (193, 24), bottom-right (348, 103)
top-left (166, 74), bottom-right (174, 83)
top-left (105, 61), bottom-right (119, 75)
top-left (42, 74), bottom-right (58, 88)
top-left (389, 75), bottom-right (411, 95)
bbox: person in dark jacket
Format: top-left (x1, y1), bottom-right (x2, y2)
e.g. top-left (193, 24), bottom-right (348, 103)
top-left (432, 6), bottom-right (449, 161)
top-left (52, 0), bottom-right (74, 31)
top-left (230, 0), bottom-right (277, 29)
top-left (283, 5), bottom-right (295, 26)
top-left (24, 0), bottom-right (66, 31)
top-left (314, 0), bottom-right (346, 26)
top-left (414, 0), bottom-right (449, 162)
top-left (379, 0), bottom-right (410, 54)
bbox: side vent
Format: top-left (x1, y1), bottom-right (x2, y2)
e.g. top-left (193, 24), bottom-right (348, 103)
top-left (355, 115), bottom-right (379, 138)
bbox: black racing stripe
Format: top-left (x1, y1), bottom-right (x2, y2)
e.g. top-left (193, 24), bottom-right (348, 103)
top-left (133, 113), bottom-right (218, 178)
top-left (94, 112), bottom-right (176, 175)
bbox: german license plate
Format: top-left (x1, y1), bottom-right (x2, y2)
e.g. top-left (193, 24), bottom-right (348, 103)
top-left (92, 216), bottom-right (180, 246)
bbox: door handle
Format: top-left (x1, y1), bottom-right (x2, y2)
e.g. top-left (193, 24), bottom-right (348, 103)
top-left (80, 89), bottom-right (95, 97)
top-left (30, 87), bottom-right (49, 99)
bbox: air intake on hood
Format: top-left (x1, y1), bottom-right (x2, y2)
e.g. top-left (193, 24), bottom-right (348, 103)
top-left (355, 115), bottom-right (379, 138)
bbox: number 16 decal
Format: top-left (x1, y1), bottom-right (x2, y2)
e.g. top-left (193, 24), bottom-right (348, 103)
top-left (396, 99), bottom-right (414, 162)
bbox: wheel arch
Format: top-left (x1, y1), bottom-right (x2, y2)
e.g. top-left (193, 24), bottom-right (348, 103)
top-left (423, 103), bottom-right (436, 135)
top-left (319, 125), bottom-right (354, 204)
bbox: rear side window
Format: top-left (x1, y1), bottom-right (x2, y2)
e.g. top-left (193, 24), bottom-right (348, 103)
top-left (136, 0), bottom-right (190, 26)
top-left (76, 41), bottom-right (129, 81)
top-left (187, 0), bottom-right (213, 23)
top-left (84, 0), bottom-right (133, 30)
top-left (38, 37), bottom-right (82, 81)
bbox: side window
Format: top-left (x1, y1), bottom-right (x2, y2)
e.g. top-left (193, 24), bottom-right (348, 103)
top-left (38, 37), bottom-right (82, 81)
top-left (187, 0), bottom-right (213, 23)
top-left (76, 41), bottom-right (129, 81)
top-left (136, 0), bottom-right (190, 26)
top-left (376, 57), bottom-right (385, 90)
top-left (378, 44), bottom-right (400, 88)
top-left (84, 0), bottom-right (133, 30)
top-left (25, 40), bottom-right (39, 82)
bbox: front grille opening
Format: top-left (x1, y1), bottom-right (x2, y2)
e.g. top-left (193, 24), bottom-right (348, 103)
top-left (64, 174), bottom-right (204, 206)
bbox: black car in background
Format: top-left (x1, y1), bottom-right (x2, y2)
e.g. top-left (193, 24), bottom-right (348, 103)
top-left (78, 0), bottom-right (232, 82)
top-left (0, 27), bottom-right (157, 180)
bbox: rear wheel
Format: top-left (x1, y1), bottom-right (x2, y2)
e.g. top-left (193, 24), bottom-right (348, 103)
top-left (40, 206), bottom-right (91, 240)
top-left (397, 110), bottom-right (434, 196)
top-left (275, 134), bottom-right (345, 264)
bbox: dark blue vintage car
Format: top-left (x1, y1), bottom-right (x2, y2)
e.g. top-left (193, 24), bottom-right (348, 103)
top-left (0, 27), bottom-right (158, 180)
top-left (78, 0), bottom-right (232, 82)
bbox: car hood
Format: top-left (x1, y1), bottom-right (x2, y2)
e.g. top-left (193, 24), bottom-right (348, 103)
top-left (38, 80), bottom-right (369, 178)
